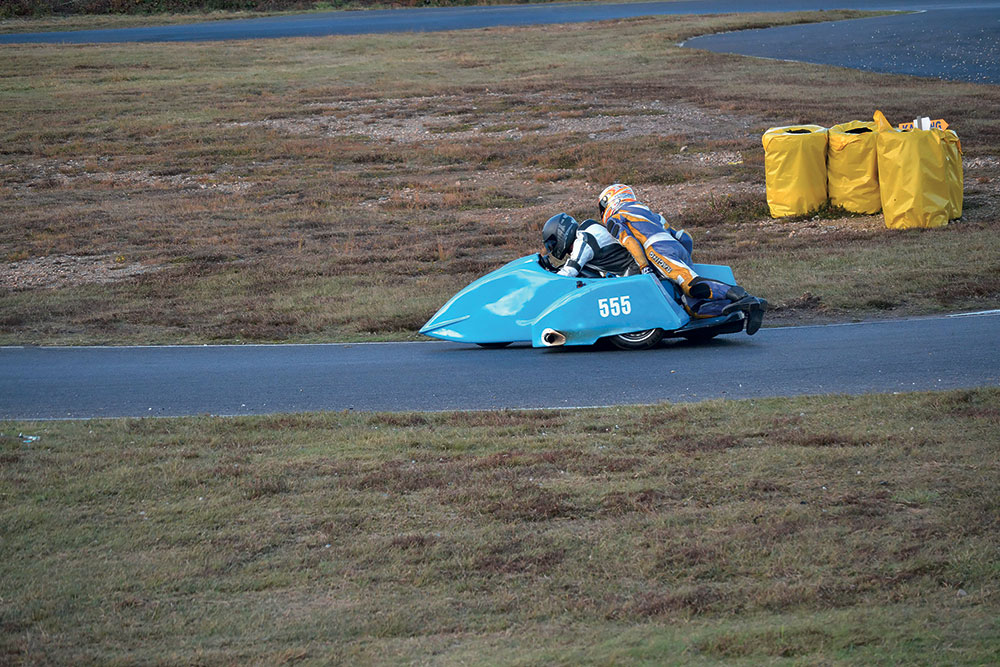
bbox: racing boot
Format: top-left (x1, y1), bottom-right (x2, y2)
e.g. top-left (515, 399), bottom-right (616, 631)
top-left (720, 286), bottom-right (768, 335)
top-left (687, 277), bottom-right (716, 300)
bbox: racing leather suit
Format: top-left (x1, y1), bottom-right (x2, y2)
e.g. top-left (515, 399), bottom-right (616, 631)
top-left (557, 219), bottom-right (638, 278)
top-left (602, 201), bottom-right (744, 318)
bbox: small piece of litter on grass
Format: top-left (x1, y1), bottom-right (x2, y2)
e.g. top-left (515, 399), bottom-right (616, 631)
top-left (958, 589), bottom-right (968, 597)
top-left (18, 433), bottom-right (40, 444)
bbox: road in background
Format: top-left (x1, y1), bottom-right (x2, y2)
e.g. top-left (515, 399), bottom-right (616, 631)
top-left (683, 7), bottom-right (1000, 84)
top-left (3, 2), bottom-right (997, 84)
top-left (0, 1), bottom-right (993, 42)
top-left (3, 314), bottom-right (998, 420)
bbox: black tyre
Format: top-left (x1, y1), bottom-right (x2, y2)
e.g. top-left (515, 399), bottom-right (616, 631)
top-left (609, 328), bottom-right (664, 350)
top-left (476, 342), bottom-right (512, 349)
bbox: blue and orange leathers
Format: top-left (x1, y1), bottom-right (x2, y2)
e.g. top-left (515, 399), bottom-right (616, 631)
top-left (602, 201), bottom-right (735, 317)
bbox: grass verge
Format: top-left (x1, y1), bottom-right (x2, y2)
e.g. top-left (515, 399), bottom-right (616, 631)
top-left (2, 388), bottom-right (998, 663)
top-left (2, 11), bottom-right (998, 344)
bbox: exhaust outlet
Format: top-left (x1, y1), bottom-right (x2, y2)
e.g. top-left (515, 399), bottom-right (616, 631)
top-left (541, 328), bottom-right (567, 347)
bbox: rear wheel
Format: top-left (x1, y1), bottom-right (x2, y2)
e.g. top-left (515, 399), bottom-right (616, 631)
top-left (609, 328), bottom-right (664, 350)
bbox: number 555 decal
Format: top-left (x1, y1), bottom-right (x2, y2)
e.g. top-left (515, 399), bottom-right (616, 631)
top-left (598, 296), bottom-right (632, 318)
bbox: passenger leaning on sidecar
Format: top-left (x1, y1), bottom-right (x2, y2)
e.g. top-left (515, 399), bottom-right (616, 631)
top-left (541, 213), bottom-right (638, 278)
top-left (598, 183), bottom-right (767, 335)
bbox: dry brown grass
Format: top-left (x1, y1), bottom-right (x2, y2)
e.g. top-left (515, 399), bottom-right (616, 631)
top-left (1, 389), bottom-right (997, 662)
top-left (1, 11), bottom-right (998, 343)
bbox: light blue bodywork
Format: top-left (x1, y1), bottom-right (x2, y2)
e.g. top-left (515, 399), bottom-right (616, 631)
top-left (420, 255), bottom-right (741, 347)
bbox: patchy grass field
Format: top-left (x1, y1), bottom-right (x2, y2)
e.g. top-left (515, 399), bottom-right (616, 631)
top-left (2, 11), bottom-right (999, 345)
top-left (1, 389), bottom-right (998, 663)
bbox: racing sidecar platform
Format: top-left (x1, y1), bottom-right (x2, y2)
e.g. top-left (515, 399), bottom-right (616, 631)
top-left (420, 255), bottom-right (747, 349)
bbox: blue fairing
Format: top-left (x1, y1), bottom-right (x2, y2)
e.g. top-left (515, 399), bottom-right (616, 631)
top-left (420, 255), bottom-right (739, 347)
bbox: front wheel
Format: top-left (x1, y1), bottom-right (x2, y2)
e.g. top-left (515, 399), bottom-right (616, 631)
top-left (609, 328), bottom-right (664, 350)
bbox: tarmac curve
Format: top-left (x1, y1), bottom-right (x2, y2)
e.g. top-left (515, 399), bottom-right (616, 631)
top-left (2, 312), bottom-right (999, 419)
top-left (682, 4), bottom-right (1000, 84)
top-left (2, 1), bottom-right (997, 84)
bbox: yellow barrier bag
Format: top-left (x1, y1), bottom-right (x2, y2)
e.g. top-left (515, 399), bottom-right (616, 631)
top-left (762, 125), bottom-right (828, 218)
top-left (944, 135), bottom-right (963, 220)
top-left (828, 121), bottom-right (880, 214)
top-left (873, 110), bottom-right (963, 229)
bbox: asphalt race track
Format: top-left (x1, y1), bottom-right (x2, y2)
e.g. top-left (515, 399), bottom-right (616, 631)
top-left (3, 313), bottom-right (999, 420)
top-left (2, 1), bottom-right (997, 83)
top-left (683, 5), bottom-right (1000, 84)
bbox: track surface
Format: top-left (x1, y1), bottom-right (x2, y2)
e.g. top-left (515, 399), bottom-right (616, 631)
top-left (3, 313), bottom-right (998, 419)
top-left (0, 1), bottom-right (993, 43)
top-left (2, 2), bottom-right (996, 84)
top-left (684, 5), bottom-right (1000, 84)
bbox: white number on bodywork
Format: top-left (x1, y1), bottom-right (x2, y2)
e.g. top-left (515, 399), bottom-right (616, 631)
top-left (598, 296), bottom-right (631, 318)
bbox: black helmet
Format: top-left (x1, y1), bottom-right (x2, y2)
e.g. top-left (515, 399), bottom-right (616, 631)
top-left (542, 213), bottom-right (578, 260)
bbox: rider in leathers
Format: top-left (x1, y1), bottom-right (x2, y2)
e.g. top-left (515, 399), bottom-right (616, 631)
top-left (598, 184), bottom-right (767, 334)
top-left (541, 213), bottom-right (638, 278)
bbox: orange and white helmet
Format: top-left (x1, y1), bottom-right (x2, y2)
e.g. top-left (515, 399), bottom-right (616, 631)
top-left (598, 184), bottom-right (636, 222)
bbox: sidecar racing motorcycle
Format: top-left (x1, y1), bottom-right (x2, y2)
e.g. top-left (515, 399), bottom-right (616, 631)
top-left (420, 254), bottom-right (752, 350)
